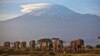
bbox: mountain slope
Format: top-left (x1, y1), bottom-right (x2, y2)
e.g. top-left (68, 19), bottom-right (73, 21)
top-left (0, 3), bottom-right (100, 45)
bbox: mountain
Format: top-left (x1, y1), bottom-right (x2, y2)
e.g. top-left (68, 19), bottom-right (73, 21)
top-left (0, 3), bottom-right (100, 45)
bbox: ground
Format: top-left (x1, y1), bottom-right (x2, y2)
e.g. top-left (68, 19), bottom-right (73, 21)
top-left (0, 48), bottom-right (100, 56)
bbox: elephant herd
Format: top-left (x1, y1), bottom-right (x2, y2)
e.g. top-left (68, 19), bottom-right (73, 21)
top-left (3, 38), bottom-right (84, 52)
top-left (38, 38), bottom-right (63, 52)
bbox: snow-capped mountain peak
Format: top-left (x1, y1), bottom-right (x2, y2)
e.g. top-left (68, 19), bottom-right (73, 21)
top-left (21, 3), bottom-right (75, 16)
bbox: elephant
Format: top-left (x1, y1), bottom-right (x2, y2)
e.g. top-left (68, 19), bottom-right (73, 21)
top-left (4, 42), bottom-right (10, 49)
top-left (29, 40), bottom-right (35, 50)
top-left (70, 39), bottom-right (84, 52)
top-left (21, 41), bottom-right (26, 48)
top-left (52, 38), bottom-right (63, 52)
top-left (13, 41), bottom-right (20, 49)
top-left (38, 38), bottom-right (52, 51)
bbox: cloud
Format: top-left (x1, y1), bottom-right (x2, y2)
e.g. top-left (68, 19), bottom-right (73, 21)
top-left (21, 3), bottom-right (51, 13)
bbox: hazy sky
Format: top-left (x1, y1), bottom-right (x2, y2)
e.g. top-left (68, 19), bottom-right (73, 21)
top-left (0, 0), bottom-right (100, 21)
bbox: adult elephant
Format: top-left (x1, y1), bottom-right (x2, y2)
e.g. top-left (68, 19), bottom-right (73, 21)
top-left (70, 40), bottom-right (77, 52)
top-left (21, 41), bottom-right (26, 48)
top-left (38, 38), bottom-right (52, 51)
top-left (52, 38), bottom-right (63, 52)
top-left (70, 39), bottom-right (84, 52)
top-left (75, 39), bottom-right (84, 52)
top-left (29, 40), bottom-right (35, 50)
top-left (56, 40), bottom-right (63, 52)
top-left (4, 42), bottom-right (10, 49)
top-left (13, 41), bottom-right (20, 49)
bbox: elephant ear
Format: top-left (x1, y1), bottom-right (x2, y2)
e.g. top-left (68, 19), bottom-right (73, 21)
top-left (79, 39), bottom-right (84, 45)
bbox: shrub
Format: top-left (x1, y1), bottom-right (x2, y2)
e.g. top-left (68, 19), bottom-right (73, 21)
top-left (95, 45), bottom-right (100, 48)
top-left (86, 45), bottom-right (94, 49)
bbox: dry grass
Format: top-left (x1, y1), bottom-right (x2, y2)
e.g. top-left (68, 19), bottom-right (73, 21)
top-left (0, 48), bottom-right (100, 56)
top-left (0, 54), bottom-right (100, 56)
top-left (57, 54), bottom-right (100, 56)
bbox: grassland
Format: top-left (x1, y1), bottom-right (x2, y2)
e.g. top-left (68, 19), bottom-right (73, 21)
top-left (0, 48), bottom-right (100, 56)
top-left (0, 54), bottom-right (100, 56)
